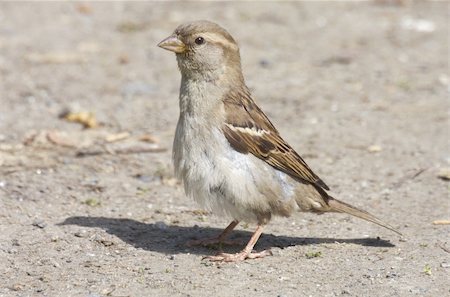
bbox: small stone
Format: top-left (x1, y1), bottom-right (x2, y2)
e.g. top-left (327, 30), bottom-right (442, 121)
top-left (7, 248), bottom-right (18, 254)
top-left (32, 220), bottom-right (47, 229)
top-left (51, 260), bottom-right (60, 268)
top-left (74, 230), bottom-right (88, 238)
top-left (10, 283), bottom-right (25, 291)
top-left (155, 221), bottom-right (168, 230)
top-left (437, 168), bottom-right (450, 181)
top-left (440, 262), bottom-right (450, 268)
top-left (386, 272), bottom-right (399, 278)
top-left (100, 240), bottom-right (114, 247)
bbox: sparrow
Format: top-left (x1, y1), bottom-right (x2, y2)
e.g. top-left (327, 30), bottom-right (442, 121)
top-left (158, 20), bottom-right (400, 262)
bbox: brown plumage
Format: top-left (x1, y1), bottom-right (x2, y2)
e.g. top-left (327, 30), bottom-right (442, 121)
top-left (158, 20), bottom-right (401, 262)
top-left (222, 87), bottom-right (329, 190)
top-left (221, 85), bottom-right (400, 235)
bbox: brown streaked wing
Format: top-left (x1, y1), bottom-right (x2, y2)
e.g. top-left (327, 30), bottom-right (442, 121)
top-left (222, 89), bottom-right (329, 191)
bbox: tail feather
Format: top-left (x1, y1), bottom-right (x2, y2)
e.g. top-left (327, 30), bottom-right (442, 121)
top-left (327, 197), bottom-right (402, 236)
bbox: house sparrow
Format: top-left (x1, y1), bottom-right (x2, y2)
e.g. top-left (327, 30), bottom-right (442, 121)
top-left (158, 20), bottom-right (400, 262)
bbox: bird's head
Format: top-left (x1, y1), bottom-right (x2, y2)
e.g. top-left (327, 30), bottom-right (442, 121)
top-left (158, 20), bottom-right (243, 81)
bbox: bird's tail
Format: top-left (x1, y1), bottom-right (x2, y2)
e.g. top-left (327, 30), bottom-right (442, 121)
top-left (327, 197), bottom-right (402, 236)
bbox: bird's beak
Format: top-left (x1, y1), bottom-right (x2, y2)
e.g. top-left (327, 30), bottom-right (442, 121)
top-left (157, 35), bottom-right (186, 54)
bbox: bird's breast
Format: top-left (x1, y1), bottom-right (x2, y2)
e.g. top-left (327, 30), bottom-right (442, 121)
top-left (172, 113), bottom-right (298, 222)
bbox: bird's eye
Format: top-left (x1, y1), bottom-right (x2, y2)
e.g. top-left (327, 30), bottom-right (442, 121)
top-left (195, 37), bottom-right (205, 45)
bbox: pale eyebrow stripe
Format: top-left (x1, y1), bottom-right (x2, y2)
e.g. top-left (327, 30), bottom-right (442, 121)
top-left (200, 32), bottom-right (238, 50)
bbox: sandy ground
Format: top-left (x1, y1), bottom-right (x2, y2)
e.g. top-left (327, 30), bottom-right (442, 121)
top-left (0, 1), bottom-right (449, 297)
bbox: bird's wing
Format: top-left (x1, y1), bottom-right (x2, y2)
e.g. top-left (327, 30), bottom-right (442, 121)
top-left (222, 88), bottom-right (329, 190)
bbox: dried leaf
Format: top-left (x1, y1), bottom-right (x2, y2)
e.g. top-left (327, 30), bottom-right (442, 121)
top-left (83, 198), bottom-right (101, 207)
top-left (105, 132), bottom-right (130, 143)
top-left (162, 177), bottom-right (179, 187)
top-left (76, 3), bottom-right (92, 14)
top-left (305, 251), bottom-right (322, 259)
top-left (138, 134), bottom-right (159, 143)
top-left (367, 145), bottom-right (382, 153)
top-left (423, 264), bottom-right (432, 276)
top-left (63, 111), bottom-right (97, 128)
top-left (432, 220), bottom-right (450, 225)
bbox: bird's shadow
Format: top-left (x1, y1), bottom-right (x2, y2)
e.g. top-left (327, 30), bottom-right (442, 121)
top-left (59, 216), bottom-right (395, 255)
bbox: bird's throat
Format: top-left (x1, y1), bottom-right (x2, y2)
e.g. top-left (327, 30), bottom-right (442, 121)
top-left (178, 75), bottom-right (225, 117)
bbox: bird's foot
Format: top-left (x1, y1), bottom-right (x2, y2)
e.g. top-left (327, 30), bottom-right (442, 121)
top-left (203, 249), bottom-right (273, 262)
top-left (186, 237), bottom-right (243, 248)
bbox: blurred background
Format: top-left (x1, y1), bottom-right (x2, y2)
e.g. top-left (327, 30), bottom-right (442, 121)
top-left (0, 1), bottom-right (448, 296)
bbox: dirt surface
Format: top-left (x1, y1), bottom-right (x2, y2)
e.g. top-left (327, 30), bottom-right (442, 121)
top-left (0, 2), bottom-right (449, 297)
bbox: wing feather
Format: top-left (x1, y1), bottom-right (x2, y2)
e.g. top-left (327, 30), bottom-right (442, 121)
top-left (222, 88), bottom-right (329, 190)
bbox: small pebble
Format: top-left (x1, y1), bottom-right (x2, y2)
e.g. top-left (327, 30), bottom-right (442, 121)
top-left (51, 260), bottom-right (60, 268)
top-left (32, 220), bottom-right (47, 229)
top-left (7, 248), bottom-right (18, 254)
top-left (155, 221), bottom-right (168, 230)
top-left (437, 168), bottom-right (450, 181)
top-left (135, 174), bottom-right (153, 183)
top-left (74, 230), bottom-right (88, 238)
top-left (10, 283), bottom-right (24, 291)
top-left (386, 272), bottom-right (399, 278)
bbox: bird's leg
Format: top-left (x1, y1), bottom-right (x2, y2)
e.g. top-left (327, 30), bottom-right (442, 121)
top-left (186, 220), bottom-right (242, 247)
top-left (204, 224), bottom-right (272, 262)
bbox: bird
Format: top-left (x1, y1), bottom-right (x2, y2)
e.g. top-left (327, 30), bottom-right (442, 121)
top-left (157, 20), bottom-right (401, 262)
